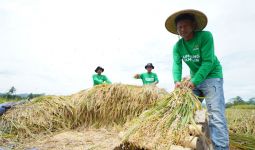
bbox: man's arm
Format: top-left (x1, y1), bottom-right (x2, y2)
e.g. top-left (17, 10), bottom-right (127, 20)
top-left (153, 73), bottom-right (159, 85)
top-left (104, 76), bottom-right (111, 84)
top-left (173, 44), bottom-right (182, 84)
top-left (191, 32), bottom-right (215, 86)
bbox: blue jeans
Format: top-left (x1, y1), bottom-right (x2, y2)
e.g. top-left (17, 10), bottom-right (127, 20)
top-left (193, 78), bottom-right (229, 150)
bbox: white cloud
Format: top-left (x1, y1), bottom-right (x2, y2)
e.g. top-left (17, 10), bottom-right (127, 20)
top-left (0, 0), bottom-right (255, 101)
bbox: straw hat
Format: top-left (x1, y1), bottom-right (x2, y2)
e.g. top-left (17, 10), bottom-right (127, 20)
top-left (165, 9), bottom-right (207, 34)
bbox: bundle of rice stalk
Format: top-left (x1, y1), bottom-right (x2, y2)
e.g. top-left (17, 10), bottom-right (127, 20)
top-left (121, 81), bottom-right (202, 149)
top-left (72, 83), bottom-right (167, 128)
top-left (0, 84), bottom-right (167, 140)
top-left (0, 95), bottom-right (77, 139)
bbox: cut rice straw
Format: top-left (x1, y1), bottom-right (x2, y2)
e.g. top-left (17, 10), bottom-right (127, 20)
top-left (121, 80), bottom-right (203, 149)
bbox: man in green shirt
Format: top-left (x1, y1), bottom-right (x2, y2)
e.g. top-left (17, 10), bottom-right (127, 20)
top-left (165, 9), bottom-right (229, 149)
top-left (92, 66), bottom-right (111, 86)
top-left (134, 63), bottom-right (159, 85)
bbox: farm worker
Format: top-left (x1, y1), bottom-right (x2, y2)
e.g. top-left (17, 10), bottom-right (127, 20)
top-left (165, 9), bottom-right (229, 149)
top-left (92, 66), bottom-right (111, 86)
top-left (134, 63), bottom-right (159, 85)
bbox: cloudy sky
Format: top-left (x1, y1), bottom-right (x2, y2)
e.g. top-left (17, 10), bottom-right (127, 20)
top-left (0, 0), bottom-right (254, 101)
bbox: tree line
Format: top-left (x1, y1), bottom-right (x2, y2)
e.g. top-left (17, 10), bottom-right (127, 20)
top-left (226, 96), bottom-right (255, 108)
top-left (0, 86), bottom-right (44, 101)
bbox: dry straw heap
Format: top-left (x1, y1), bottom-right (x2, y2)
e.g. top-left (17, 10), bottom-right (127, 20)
top-left (121, 81), bottom-right (203, 149)
top-left (0, 84), bottom-right (166, 140)
top-left (1, 82), bottom-right (206, 150)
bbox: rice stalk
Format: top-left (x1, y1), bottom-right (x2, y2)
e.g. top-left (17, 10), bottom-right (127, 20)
top-left (0, 84), bottom-right (166, 141)
top-left (121, 81), bottom-right (202, 149)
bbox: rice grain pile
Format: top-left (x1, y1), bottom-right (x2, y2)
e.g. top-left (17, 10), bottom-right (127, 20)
top-left (121, 82), bottom-right (202, 149)
top-left (0, 84), bottom-right (166, 140)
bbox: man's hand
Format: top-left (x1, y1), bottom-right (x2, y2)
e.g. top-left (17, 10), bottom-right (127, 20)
top-left (175, 82), bottom-right (181, 88)
top-left (186, 81), bottom-right (195, 89)
top-left (134, 74), bottom-right (140, 79)
top-left (183, 76), bottom-right (191, 81)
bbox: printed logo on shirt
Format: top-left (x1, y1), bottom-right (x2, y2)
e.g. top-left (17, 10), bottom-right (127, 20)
top-left (193, 45), bottom-right (199, 51)
top-left (183, 54), bottom-right (200, 62)
top-left (145, 78), bottom-right (154, 82)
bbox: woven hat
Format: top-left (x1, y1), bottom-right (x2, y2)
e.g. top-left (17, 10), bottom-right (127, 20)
top-left (95, 66), bottom-right (104, 73)
top-left (165, 9), bottom-right (207, 34)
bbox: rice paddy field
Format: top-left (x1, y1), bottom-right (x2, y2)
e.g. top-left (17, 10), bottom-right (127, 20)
top-left (226, 107), bottom-right (255, 150)
top-left (0, 83), bottom-right (254, 150)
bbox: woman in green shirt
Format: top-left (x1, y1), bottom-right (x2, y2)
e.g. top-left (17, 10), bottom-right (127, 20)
top-left (165, 9), bottom-right (229, 150)
top-left (134, 63), bottom-right (159, 85)
top-left (92, 66), bottom-right (111, 86)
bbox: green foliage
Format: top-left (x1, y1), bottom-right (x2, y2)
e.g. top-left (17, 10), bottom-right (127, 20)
top-left (27, 93), bottom-right (44, 100)
top-left (7, 86), bottom-right (16, 95)
top-left (0, 97), bottom-right (21, 104)
top-left (226, 96), bottom-right (255, 108)
top-left (230, 104), bottom-right (255, 109)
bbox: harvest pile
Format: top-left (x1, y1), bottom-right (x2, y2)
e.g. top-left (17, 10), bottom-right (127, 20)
top-left (0, 82), bottom-right (206, 149)
top-left (0, 84), bottom-right (166, 140)
top-left (120, 82), bottom-right (204, 149)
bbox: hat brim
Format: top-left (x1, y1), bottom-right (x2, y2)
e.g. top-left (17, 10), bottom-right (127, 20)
top-left (165, 9), bottom-right (208, 35)
top-left (145, 66), bottom-right (154, 69)
top-left (95, 68), bottom-right (104, 73)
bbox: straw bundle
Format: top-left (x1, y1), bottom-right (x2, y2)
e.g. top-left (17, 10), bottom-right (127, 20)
top-left (73, 84), bottom-right (166, 127)
top-left (0, 84), bottom-right (166, 139)
top-left (0, 96), bottom-right (76, 138)
top-left (121, 82), bottom-right (202, 149)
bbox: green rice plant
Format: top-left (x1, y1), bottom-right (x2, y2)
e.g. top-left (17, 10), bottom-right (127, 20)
top-left (229, 104), bottom-right (255, 109)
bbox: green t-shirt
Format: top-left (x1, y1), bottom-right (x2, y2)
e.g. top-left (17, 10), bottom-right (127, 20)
top-left (173, 31), bottom-right (223, 86)
top-left (139, 72), bottom-right (159, 85)
top-left (92, 74), bottom-right (111, 86)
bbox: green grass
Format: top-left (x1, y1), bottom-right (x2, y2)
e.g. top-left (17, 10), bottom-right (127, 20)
top-left (0, 97), bottom-right (10, 104)
top-left (0, 97), bottom-right (21, 104)
top-left (229, 104), bottom-right (255, 109)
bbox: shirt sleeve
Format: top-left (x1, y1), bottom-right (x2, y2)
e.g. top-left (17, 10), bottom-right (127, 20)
top-left (173, 44), bottom-right (182, 83)
top-left (191, 32), bottom-right (215, 86)
top-left (93, 75), bottom-right (103, 84)
top-left (154, 73), bottom-right (159, 82)
top-left (104, 75), bottom-right (111, 84)
top-left (139, 73), bottom-right (143, 79)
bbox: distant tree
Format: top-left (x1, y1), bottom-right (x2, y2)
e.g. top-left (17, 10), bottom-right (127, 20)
top-left (233, 96), bottom-right (245, 105)
top-left (225, 102), bottom-right (232, 108)
top-left (248, 97), bottom-right (255, 104)
top-left (28, 93), bottom-right (33, 100)
top-left (7, 86), bottom-right (16, 95)
top-left (27, 93), bottom-right (44, 100)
